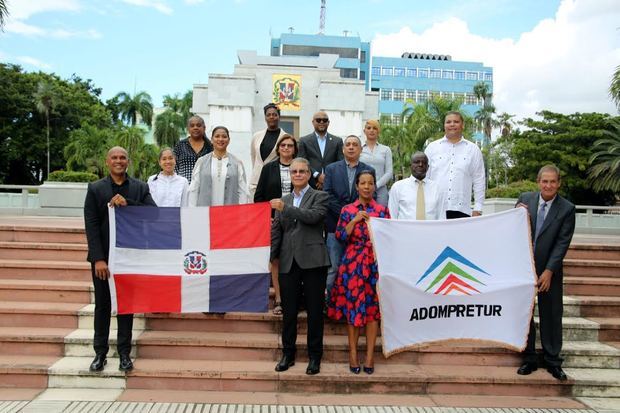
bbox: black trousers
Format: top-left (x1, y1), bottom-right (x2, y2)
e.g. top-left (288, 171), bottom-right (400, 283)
top-left (523, 272), bottom-right (564, 367)
top-left (92, 265), bottom-right (133, 357)
top-left (279, 260), bottom-right (327, 361)
top-left (446, 210), bottom-right (470, 219)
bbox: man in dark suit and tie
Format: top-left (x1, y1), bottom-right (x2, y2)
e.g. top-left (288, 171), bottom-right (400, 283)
top-left (323, 135), bottom-right (375, 298)
top-left (270, 157), bottom-right (331, 375)
top-left (298, 111), bottom-right (343, 189)
top-left (516, 164), bottom-right (576, 381)
top-left (84, 146), bottom-right (156, 373)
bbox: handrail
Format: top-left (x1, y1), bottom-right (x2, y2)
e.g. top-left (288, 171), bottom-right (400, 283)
top-left (0, 184), bottom-right (39, 209)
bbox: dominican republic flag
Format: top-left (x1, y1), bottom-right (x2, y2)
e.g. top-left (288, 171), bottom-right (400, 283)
top-left (108, 203), bottom-right (271, 314)
top-left (369, 208), bottom-right (536, 356)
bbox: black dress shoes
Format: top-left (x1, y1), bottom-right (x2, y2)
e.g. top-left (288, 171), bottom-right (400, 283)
top-left (547, 366), bottom-right (567, 381)
top-left (306, 358), bottom-right (320, 375)
top-left (275, 355), bottom-right (295, 372)
top-left (89, 354), bottom-right (107, 372)
top-left (516, 362), bottom-right (537, 375)
top-left (119, 354), bottom-right (134, 372)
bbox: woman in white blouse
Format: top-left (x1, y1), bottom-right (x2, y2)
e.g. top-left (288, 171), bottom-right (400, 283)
top-left (360, 119), bottom-right (393, 206)
top-left (188, 126), bottom-right (249, 206)
top-left (147, 148), bottom-right (189, 207)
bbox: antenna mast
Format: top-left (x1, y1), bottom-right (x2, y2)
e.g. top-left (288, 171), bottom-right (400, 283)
top-left (319, 0), bottom-right (326, 34)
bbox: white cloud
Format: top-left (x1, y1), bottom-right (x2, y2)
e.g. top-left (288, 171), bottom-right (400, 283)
top-left (7, 0), bottom-right (81, 20)
top-left (184, 0), bottom-right (204, 4)
top-left (15, 55), bottom-right (53, 70)
top-left (371, 0), bottom-right (619, 120)
top-left (121, 0), bottom-right (173, 15)
top-left (6, 20), bottom-right (101, 39)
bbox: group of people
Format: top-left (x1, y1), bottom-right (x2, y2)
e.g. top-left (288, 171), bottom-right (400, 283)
top-left (84, 107), bottom-right (575, 384)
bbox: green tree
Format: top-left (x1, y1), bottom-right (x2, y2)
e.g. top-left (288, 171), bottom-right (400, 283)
top-left (610, 65), bottom-right (620, 111)
top-left (163, 90), bottom-right (193, 123)
top-left (34, 80), bottom-right (57, 179)
top-left (473, 81), bottom-right (496, 147)
top-left (65, 124), bottom-right (115, 177)
top-left (509, 111), bottom-right (616, 205)
top-left (116, 126), bottom-right (146, 176)
top-left (0, 0), bottom-right (8, 30)
top-left (496, 112), bottom-right (516, 138)
top-left (114, 91), bottom-right (153, 126)
top-left (588, 118), bottom-right (620, 193)
top-left (154, 109), bottom-right (185, 148)
top-left (131, 142), bottom-right (159, 181)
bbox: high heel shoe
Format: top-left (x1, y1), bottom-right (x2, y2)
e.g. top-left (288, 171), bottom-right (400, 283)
top-left (349, 365), bottom-right (361, 374)
top-left (363, 366), bottom-right (374, 375)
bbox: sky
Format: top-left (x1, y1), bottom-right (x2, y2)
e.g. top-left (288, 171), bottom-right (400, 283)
top-left (1, 0), bottom-right (619, 121)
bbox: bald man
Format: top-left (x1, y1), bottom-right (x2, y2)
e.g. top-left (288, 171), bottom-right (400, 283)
top-left (84, 146), bottom-right (156, 373)
top-left (298, 111), bottom-right (343, 189)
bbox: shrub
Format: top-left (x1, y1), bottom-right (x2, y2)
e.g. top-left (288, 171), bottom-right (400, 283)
top-left (48, 170), bottom-right (99, 183)
top-left (487, 180), bottom-right (538, 198)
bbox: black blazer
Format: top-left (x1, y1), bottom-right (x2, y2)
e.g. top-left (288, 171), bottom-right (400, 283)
top-left (517, 191), bottom-right (576, 276)
top-left (253, 159), bottom-right (293, 205)
top-left (84, 175), bottom-right (156, 263)
top-left (298, 132), bottom-right (343, 180)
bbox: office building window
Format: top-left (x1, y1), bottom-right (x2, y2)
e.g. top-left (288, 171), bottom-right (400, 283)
top-left (391, 114), bottom-right (401, 125)
top-left (406, 68), bottom-right (417, 77)
top-left (372, 66), bottom-right (381, 76)
top-left (360, 70), bottom-right (366, 81)
top-left (393, 89), bottom-right (404, 101)
top-left (442, 70), bottom-right (454, 79)
top-left (430, 91), bottom-right (441, 99)
top-left (455, 92), bottom-right (467, 102)
top-left (340, 68), bottom-right (358, 79)
top-left (418, 91), bottom-right (428, 103)
top-left (465, 93), bottom-right (478, 105)
top-left (418, 68), bottom-right (429, 78)
top-left (455, 71), bottom-right (465, 80)
top-left (360, 51), bottom-right (366, 63)
top-left (484, 72), bottom-right (493, 81)
top-left (381, 67), bottom-right (393, 76)
top-left (406, 90), bottom-right (415, 101)
top-left (394, 67), bottom-right (405, 77)
top-left (380, 89), bottom-right (392, 100)
top-left (466, 71), bottom-right (478, 81)
top-left (429, 69), bottom-right (441, 78)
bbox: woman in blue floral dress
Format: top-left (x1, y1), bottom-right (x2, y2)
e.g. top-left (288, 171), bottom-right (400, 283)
top-left (327, 170), bottom-right (390, 374)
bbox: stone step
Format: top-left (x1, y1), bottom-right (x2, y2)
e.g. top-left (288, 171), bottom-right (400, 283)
top-left (0, 279), bottom-right (91, 303)
top-left (0, 301), bottom-right (82, 328)
top-left (0, 327), bottom-right (73, 356)
top-left (0, 241), bottom-right (87, 262)
top-left (64, 329), bottom-right (140, 358)
top-left (588, 318), bottom-right (620, 341)
top-left (134, 330), bottom-right (620, 369)
top-left (0, 355), bottom-right (59, 389)
top-left (0, 259), bottom-right (91, 281)
top-left (0, 225), bottom-right (86, 244)
top-left (566, 367), bottom-right (620, 397)
top-left (567, 244), bottom-right (620, 261)
top-left (77, 304), bottom-right (146, 331)
top-left (125, 359), bottom-right (577, 397)
top-left (565, 276), bottom-right (620, 297)
top-left (566, 296), bottom-right (620, 318)
top-left (47, 356), bottom-right (126, 389)
top-left (564, 259), bottom-right (620, 278)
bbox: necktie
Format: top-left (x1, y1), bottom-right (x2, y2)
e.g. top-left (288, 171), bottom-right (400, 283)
top-left (535, 202), bottom-right (547, 240)
top-left (416, 180), bottom-right (425, 220)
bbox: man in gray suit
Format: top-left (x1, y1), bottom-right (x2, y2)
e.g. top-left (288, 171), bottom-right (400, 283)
top-left (298, 111), bottom-right (343, 189)
top-left (270, 157), bottom-right (331, 375)
top-left (516, 164), bottom-right (575, 381)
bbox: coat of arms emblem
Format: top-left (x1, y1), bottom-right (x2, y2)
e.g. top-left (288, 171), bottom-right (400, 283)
top-left (183, 250), bottom-right (208, 275)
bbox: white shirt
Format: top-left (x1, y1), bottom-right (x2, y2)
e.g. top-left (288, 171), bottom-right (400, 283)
top-left (425, 136), bottom-right (485, 215)
top-left (147, 173), bottom-right (189, 207)
top-left (388, 176), bottom-right (444, 220)
top-left (293, 184), bottom-right (310, 208)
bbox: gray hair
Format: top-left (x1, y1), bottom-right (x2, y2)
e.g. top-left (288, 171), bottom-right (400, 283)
top-left (537, 164), bottom-right (561, 181)
top-left (187, 115), bottom-right (205, 128)
top-left (410, 151), bottom-right (428, 163)
top-left (290, 157), bottom-right (310, 171)
top-left (344, 135), bottom-right (362, 146)
top-left (107, 146), bottom-right (128, 158)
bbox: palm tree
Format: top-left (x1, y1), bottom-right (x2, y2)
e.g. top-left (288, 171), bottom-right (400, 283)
top-left (34, 81), bottom-right (57, 179)
top-left (610, 65), bottom-right (620, 111)
top-left (154, 109), bottom-right (185, 148)
top-left (65, 125), bottom-right (115, 177)
top-left (588, 118), bottom-right (620, 193)
top-left (116, 126), bottom-right (146, 177)
top-left (496, 112), bottom-right (516, 138)
top-left (473, 81), bottom-right (496, 146)
top-left (0, 0), bottom-right (9, 31)
top-left (163, 90), bottom-right (193, 124)
top-left (114, 91), bottom-right (153, 126)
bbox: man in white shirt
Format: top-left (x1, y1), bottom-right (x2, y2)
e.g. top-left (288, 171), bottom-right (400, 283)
top-left (424, 111), bottom-right (485, 219)
top-left (389, 152), bottom-right (444, 220)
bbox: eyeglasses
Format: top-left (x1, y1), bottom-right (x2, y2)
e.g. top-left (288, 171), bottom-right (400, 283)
top-left (290, 169), bottom-right (309, 175)
top-left (279, 143), bottom-right (295, 148)
top-left (313, 118), bottom-right (329, 123)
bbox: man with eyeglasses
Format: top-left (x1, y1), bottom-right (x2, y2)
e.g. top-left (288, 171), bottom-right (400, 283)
top-left (298, 111), bottom-right (343, 190)
top-left (388, 152), bottom-right (445, 220)
top-left (270, 157), bottom-right (331, 375)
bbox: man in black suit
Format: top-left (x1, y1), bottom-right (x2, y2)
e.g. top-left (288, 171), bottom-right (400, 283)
top-left (84, 146), bottom-right (156, 373)
top-left (298, 111), bottom-right (343, 189)
top-left (270, 157), bottom-right (331, 375)
top-left (516, 164), bottom-right (575, 381)
top-left (323, 135), bottom-right (374, 298)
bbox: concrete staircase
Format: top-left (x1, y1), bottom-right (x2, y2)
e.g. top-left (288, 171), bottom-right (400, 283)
top-left (0, 218), bottom-right (618, 408)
